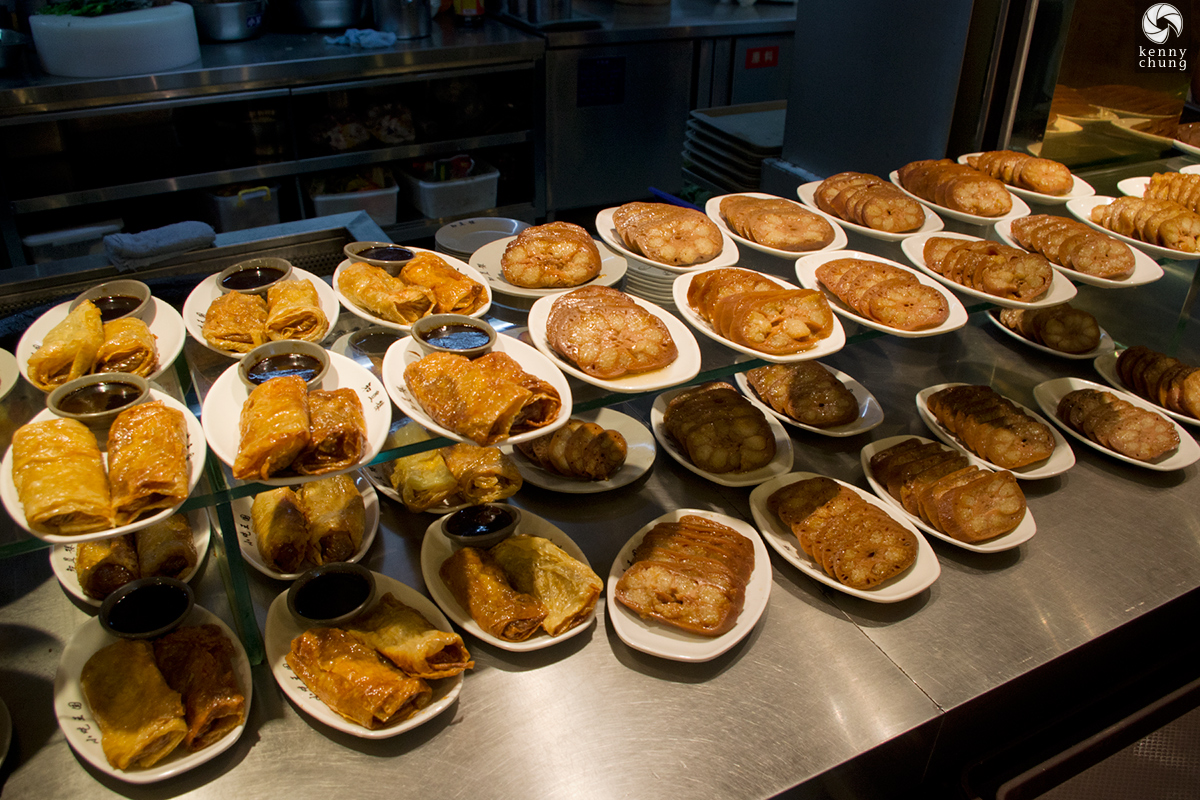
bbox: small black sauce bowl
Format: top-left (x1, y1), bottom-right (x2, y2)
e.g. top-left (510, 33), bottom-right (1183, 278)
top-left (343, 241), bottom-right (415, 276)
top-left (287, 562), bottom-right (376, 627)
top-left (99, 576), bottom-right (194, 640)
top-left (237, 340), bottom-right (330, 391)
top-left (410, 314), bottom-right (496, 359)
top-left (217, 256), bottom-right (294, 295)
top-left (441, 504), bottom-right (522, 550)
top-left (69, 279), bottom-right (152, 322)
top-left (47, 372), bottom-right (150, 428)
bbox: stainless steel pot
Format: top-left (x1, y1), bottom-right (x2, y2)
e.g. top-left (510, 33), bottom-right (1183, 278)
top-left (191, 1), bottom-right (266, 42)
top-left (293, 0), bottom-right (367, 29)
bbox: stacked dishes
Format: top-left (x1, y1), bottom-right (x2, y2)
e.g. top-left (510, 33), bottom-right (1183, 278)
top-left (622, 259), bottom-right (678, 306)
top-left (434, 217), bottom-right (530, 261)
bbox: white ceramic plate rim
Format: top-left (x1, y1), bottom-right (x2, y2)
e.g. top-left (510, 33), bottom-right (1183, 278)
top-left (502, 407), bottom-right (657, 494)
top-left (419, 509), bottom-right (599, 651)
top-left (18, 297), bottom-right (186, 388)
top-left (889, 169), bottom-right (1032, 225)
top-left (381, 333), bottom-right (572, 447)
top-left (859, 435), bottom-right (1037, 553)
top-left (332, 248), bottom-right (493, 332)
top-left (793, 249), bottom-right (969, 338)
top-left (899, 231), bottom-right (1079, 309)
top-left (668, 266), bottom-right (848, 361)
top-left (914, 382), bottom-right (1076, 479)
top-left (0, 348), bottom-right (18, 402)
top-left (1, 389), bottom-right (207, 543)
top-left (468, 235), bottom-right (628, 299)
top-left (525, 291), bottom-right (702, 392)
top-left (993, 218), bottom-right (1164, 288)
top-left (796, 180), bottom-right (945, 241)
top-left (53, 605), bottom-right (252, 784)
top-left (50, 508), bottom-right (211, 607)
top-left (1093, 350), bottom-right (1200, 429)
top-left (1032, 377), bottom-right (1200, 472)
top-left (182, 268), bottom-right (340, 358)
top-left (748, 472), bottom-right (939, 602)
top-left (264, 572), bottom-right (462, 739)
top-left (1117, 176), bottom-right (1150, 197)
top-left (595, 206), bottom-right (741, 274)
top-left (732, 365), bottom-right (884, 438)
top-left (201, 350), bottom-right (391, 486)
top-left (955, 152), bottom-right (1096, 204)
top-left (606, 508), bottom-right (771, 662)
top-left (234, 473), bottom-right (380, 580)
top-left (984, 308), bottom-right (1113, 360)
top-left (702, 192), bottom-right (849, 258)
top-left (650, 386), bottom-right (794, 487)
top-left (1065, 196), bottom-right (1200, 261)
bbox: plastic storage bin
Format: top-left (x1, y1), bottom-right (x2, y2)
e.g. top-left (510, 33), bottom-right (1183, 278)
top-left (204, 184), bottom-right (280, 232)
top-left (399, 161), bottom-right (499, 219)
top-left (310, 181), bottom-right (398, 226)
top-left (21, 219), bottom-right (124, 263)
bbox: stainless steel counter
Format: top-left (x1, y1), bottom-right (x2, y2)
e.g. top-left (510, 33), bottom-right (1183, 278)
top-left (2, 166), bottom-right (1199, 796)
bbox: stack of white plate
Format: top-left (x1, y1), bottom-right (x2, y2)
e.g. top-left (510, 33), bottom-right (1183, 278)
top-left (623, 259), bottom-right (678, 308)
top-left (434, 217), bottom-right (530, 261)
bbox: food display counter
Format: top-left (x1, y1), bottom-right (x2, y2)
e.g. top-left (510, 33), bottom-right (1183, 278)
top-left (1, 156), bottom-right (1199, 799)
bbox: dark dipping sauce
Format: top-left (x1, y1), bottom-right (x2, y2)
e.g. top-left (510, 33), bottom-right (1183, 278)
top-left (246, 353), bottom-right (322, 385)
top-left (93, 294), bottom-right (143, 322)
top-left (293, 572), bottom-right (371, 621)
top-left (106, 584), bottom-right (190, 635)
top-left (446, 505), bottom-right (515, 538)
top-left (58, 381), bottom-right (142, 415)
top-left (358, 246), bottom-right (414, 262)
top-left (221, 265), bottom-right (287, 291)
top-left (422, 324), bottom-right (491, 351)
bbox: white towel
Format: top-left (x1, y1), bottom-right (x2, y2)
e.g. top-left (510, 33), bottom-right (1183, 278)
top-left (104, 221), bottom-right (216, 271)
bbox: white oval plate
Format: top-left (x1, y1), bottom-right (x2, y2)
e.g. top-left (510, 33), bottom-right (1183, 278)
top-left (468, 235), bottom-right (628, 300)
top-left (502, 407), bottom-right (656, 494)
top-left (332, 248), bottom-right (492, 332)
top-left (595, 205), bottom-right (740, 274)
top-left (889, 169), bottom-right (1031, 225)
top-left (994, 218), bottom-right (1164, 288)
top-left (732, 365), bottom-right (884, 438)
top-left (1181, 163), bottom-right (1200, 175)
top-left (50, 508), bottom-right (211, 607)
top-left (233, 473), bottom-right (379, 580)
top-left (18, 297), bottom-right (186, 389)
top-left (264, 572), bottom-right (462, 738)
top-left (650, 386), bottom-right (793, 487)
top-left (381, 334), bottom-right (571, 447)
top-left (182, 268), bottom-right (340, 358)
top-left (1033, 377), bottom-right (1200, 471)
top-left (201, 350), bottom-right (391, 487)
top-left (1117, 176), bottom-right (1150, 197)
top-left (0, 348), bottom-right (18, 402)
top-left (526, 290), bottom-right (702, 393)
top-left (419, 509), bottom-right (599, 651)
top-left (748, 472), bottom-right (939, 603)
top-left (1065, 196), bottom-right (1200, 261)
top-left (53, 605), bottom-right (252, 784)
top-left (702, 192), bottom-right (849, 258)
top-left (915, 382), bottom-right (1075, 480)
top-left (794, 249), bottom-right (969, 338)
top-left (900, 231), bottom-right (1078, 309)
top-left (955, 152), bottom-right (1095, 205)
top-left (796, 180), bottom-right (946, 241)
top-left (984, 308), bottom-right (1113, 360)
top-left (859, 435), bottom-right (1037, 553)
top-left (1, 389), bottom-right (207, 544)
top-left (669, 266), bottom-right (848, 361)
top-left (1093, 350), bottom-right (1200, 429)
top-left (607, 508), bottom-right (770, 662)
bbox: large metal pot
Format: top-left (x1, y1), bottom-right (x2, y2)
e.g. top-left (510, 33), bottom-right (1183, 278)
top-left (293, 0), bottom-right (367, 29)
top-left (190, 0), bottom-right (266, 42)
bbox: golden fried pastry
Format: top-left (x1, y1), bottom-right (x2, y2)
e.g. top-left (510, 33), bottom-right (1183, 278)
top-left (814, 172), bottom-right (926, 233)
top-left (1116, 345), bottom-right (1200, 419)
top-left (265, 279), bottom-right (328, 343)
top-left (501, 222), bottom-right (602, 288)
top-left (107, 401), bottom-right (190, 527)
top-left (925, 385), bottom-right (1056, 469)
top-left (344, 592), bottom-right (473, 679)
top-left (337, 261), bottom-right (434, 324)
top-left (897, 159), bottom-right (1013, 217)
top-left (404, 351), bottom-right (561, 445)
top-left (12, 418), bottom-right (113, 535)
top-left (251, 487), bottom-right (308, 573)
top-left (966, 150), bottom-right (1074, 195)
top-left (293, 387), bottom-right (365, 476)
top-left (1009, 215), bottom-right (1135, 280)
top-left (745, 362), bottom-right (858, 428)
top-left (719, 194), bottom-right (835, 251)
top-left (439, 546), bottom-right (547, 641)
top-left (922, 237), bottom-right (1053, 301)
top-left (297, 474), bottom-right (365, 565)
top-left (134, 513), bottom-right (197, 580)
top-left (612, 201), bottom-right (723, 266)
top-left (439, 442), bottom-right (523, 505)
top-left (232, 375), bottom-right (311, 481)
top-left (662, 382), bottom-right (776, 473)
top-left (998, 304), bottom-right (1100, 354)
top-left (1058, 387), bottom-right (1180, 461)
top-left (516, 418), bottom-right (628, 480)
top-left (1089, 196), bottom-right (1200, 253)
top-left (489, 535), bottom-right (603, 636)
top-left (152, 625), bottom-right (246, 752)
top-left (202, 291), bottom-right (268, 354)
top-left (27, 299), bottom-right (104, 390)
top-left (399, 251), bottom-right (486, 315)
top-left (95, 318), bottom-right (158, 377)
top-left (75, 535), bottom-right (139, 600)
top-left (615, 514), bottom-right (753, 636)
top-left (545, 286), bottom-right (678, 378)
top-left (815, 257), bottom-right (949, 330)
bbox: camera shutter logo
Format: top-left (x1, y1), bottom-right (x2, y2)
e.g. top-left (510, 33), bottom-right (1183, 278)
top-left (1142, 3), bottom-right (1183, 44)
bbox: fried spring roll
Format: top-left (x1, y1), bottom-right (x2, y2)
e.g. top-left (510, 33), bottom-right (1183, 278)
top-left (107, 401), bottom-right (190, 527)
top-left (152, 624), bottom-right (246, 752)
top-left (12, 418), bottom-right (113, 535)
top-left (344, 592), bottom-right (473, 679)
top-left (297, 474), bottom-right (365, 565)
top-left (75, 535), bottom-right (139, 600)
